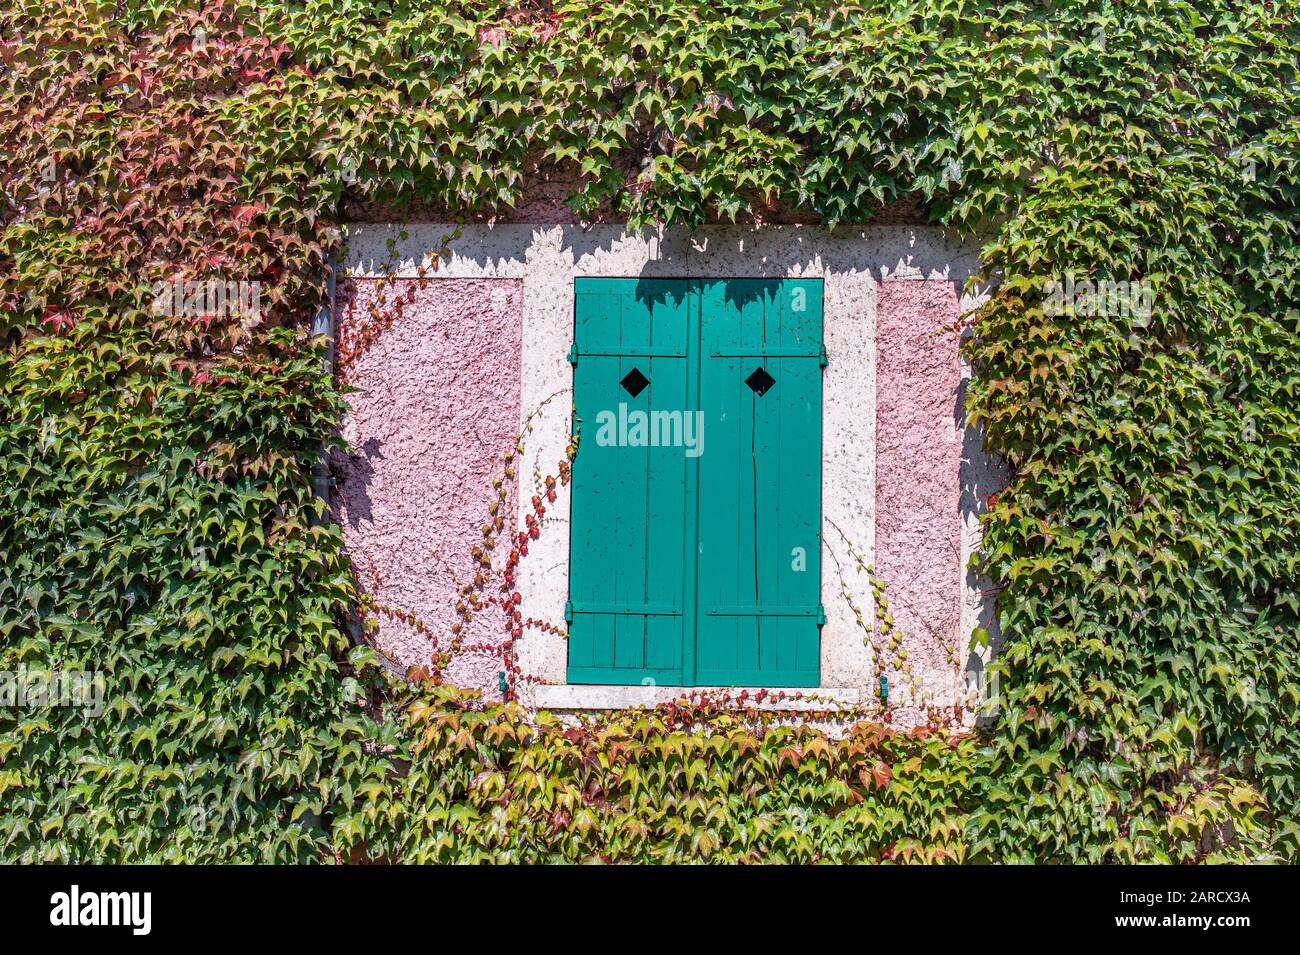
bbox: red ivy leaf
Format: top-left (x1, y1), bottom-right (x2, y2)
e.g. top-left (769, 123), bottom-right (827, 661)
top-left (41, 306), bottom-right (78, 334)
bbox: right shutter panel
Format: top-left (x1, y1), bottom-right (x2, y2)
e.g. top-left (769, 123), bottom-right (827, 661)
top-left (695, 278), bottom-right (823, 686)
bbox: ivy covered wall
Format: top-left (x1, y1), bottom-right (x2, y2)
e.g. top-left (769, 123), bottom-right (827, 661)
top-left (0, 0), bottom-right (1296, 862)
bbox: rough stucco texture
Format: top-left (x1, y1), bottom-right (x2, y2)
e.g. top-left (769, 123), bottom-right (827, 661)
top-left (875, 280), bottom-right (965, 715)
top-left (332, 278), bottom-right (523, 699)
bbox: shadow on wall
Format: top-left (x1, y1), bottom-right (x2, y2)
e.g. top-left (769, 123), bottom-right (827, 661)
top-left (345, 222), bottom-right (993, 294)
top-left (630, 276), bottom-right (792, 312)
top-left (956, 372), bottom-right (1011, 726)
top-left (332, 436), bottom-right (383, 529)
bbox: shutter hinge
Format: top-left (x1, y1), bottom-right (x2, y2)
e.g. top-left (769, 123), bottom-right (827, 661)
top-left (819, 344), bottom-right (829, 368)
top-left (567, 343), bottom-right (578, 365)
top-left (564, 600), bottom-right (574, 623)
top-left (816, 603), bottom-right (827, 627)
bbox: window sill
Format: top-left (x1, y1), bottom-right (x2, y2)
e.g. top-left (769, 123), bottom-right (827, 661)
top-left (532, 684), bottom-right (863, 712)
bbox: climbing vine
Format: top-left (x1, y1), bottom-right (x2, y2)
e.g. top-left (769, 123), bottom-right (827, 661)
top-left (1, 0), bottom-right (1296, 862)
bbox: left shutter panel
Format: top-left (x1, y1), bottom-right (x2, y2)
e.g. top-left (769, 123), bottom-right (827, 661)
top-left (567, 278), bottom-right (691, 685)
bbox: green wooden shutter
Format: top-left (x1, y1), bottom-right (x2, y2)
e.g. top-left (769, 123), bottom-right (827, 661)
top-left (566, 278), bottom-right (692, 685)
top-left (567, 278), bottom-right (823, 688)
top-left (695, 279), bottom-right (823, 686)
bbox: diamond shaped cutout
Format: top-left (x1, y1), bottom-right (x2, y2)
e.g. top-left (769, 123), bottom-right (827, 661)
top-left (620, 366), bottom-right (650, 398)
top-left (745, 366), bottom-right (775, 397)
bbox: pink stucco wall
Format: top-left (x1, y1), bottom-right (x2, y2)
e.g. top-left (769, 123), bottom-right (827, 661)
top-left (874, 280), bottom-right (965, 714)
top-left (333, 261), bottom-right (974, 717)
top-left (333, 278), bottom-right (523, 698)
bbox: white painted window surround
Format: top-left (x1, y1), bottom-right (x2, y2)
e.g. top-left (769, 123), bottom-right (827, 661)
top-left (343, 223), bottom-right (997, 716)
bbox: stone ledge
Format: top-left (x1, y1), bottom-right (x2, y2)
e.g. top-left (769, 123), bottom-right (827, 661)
top-left (532, 684), bottom-right (864, 712)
